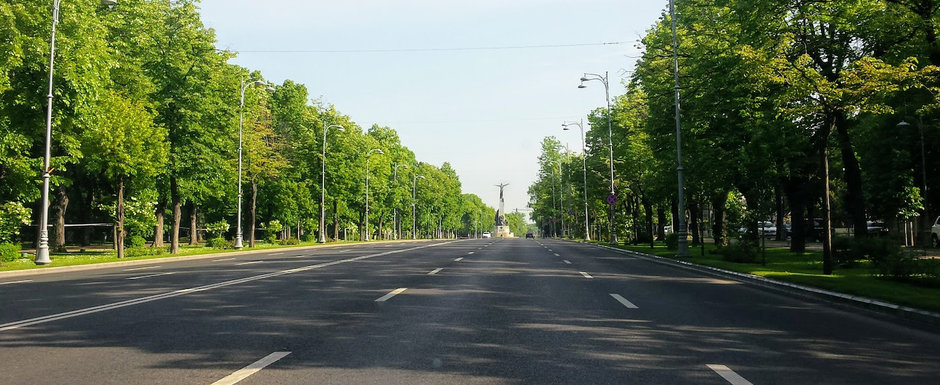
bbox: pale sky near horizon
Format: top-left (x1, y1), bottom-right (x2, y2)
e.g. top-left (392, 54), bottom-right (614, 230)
top-left (199, 0), bottom-right (666, 221)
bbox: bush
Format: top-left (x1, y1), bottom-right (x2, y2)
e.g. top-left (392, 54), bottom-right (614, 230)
top-left (262, 220), bottom-right (282, 244)
top-left (871, 248), bottom-right (919, 281)
top-left (127, 235), bottom-right (147, 248)
top-left (832, 236), bottom-right (861, 266)
top-left (0, 243), bottom-right (22, 263)
top-left (207, 237), bottom-right (231, 249)
top-left (285, 238), bottom-right (300, 245)
top-left (714, 241), bottom-right (759, 263)
top-left (205, 220), bottom-right (230, 240)
top-left (664, 232), bottom-right (678, 250)
top-left (0, 202), bottom-right (31, 244)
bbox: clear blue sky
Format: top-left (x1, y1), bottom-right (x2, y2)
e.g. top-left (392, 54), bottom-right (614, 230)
top-left (199, 0), bottom-right (666, 220)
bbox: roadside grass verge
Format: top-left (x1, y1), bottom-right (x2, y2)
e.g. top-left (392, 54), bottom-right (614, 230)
top-left (610, 241), bottom-right (940, 314)
top-left (0, 239), bottom-right (382, 273)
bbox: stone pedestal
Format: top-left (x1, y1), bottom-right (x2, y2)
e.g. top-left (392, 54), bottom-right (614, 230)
top-left (495, 225), bottom-right (513, 238)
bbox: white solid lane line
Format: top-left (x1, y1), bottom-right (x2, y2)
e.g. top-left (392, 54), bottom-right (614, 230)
top-left (579, 272), bottom-right (594, 279)
top-left (236, 261), bottom-right (264, 266)
top-left (563, 260), bottom-right (572, 265)
top-left (211, 351), bottom-right (291, 385)
top-left (124, 266), bottom-right (161, 271)
top-left (707, 364), bottom-right (754, 385)
top-left (427, 268), bottom-right (443, 275)
top-left (375, 288), bottom-right (408, 302)
top-left (213, 258), bottom-right (237, 262)
top-left (454, 257), bottom-right (464, 262)
top-left (0, 280), bottom-right (33, 285)
top-left (0, 241), bottom-right (454, 332)
top-left (610, 293), bottom-right (639, 309)
top-left (126, 272), bottom-right (174, 280)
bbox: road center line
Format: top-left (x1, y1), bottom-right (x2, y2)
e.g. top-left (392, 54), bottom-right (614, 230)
top-left (124, 266), bottom-right (161, 272)
top-left (454, 257), bottom-right (464, 262)
top-left (126, 272), bottom-right (174, 280)
top-left (375, 288), bottom-right (408, 302)
top-left (0, 241), bottom-right (454, 332)
top-left (211, 351), bottom-right (291, 385)
top-left (707, 364), bottom-right (753, 385)
top-left (236, 261), bottom-right (264, 266)
top-left (0, 280), bottom-right (33, 285)
top-left (427, 268), bottom-right (443, 275)
top-left (610, 293), bottom-right (639, 309)
top-left (579, 272), bottom-right (594, 279)
top-left (563, 260), bottom-right (572, 265)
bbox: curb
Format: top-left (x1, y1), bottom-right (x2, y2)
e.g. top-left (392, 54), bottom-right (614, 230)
top-left (0, 239), bottom-right (438, 279)
top-left (587, 242), bottom-right (940, 326)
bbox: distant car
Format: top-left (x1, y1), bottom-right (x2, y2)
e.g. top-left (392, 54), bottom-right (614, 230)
top-left (525, 232), bottom-right (535, 239)
top-left (866, 221), bottom-right (888, 236)
top-left (482, 232), bottom-right (491, 238)
top-left (738, 221), bottom-right (776, 238)
top-left (932, 217), bottom-right (940, 247)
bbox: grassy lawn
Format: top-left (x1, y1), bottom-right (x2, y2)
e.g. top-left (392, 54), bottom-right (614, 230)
top-left (0, 240), bottom-right (366, 273)
top-left (611, 241), bottom-right (940, 314)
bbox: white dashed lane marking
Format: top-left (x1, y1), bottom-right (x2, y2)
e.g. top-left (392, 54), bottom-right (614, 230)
top-left (427, 268), bottom-right (443, 275)
top-left (579, 272), bottom-right (594, 279)
top-left (375, 288), bottom-right (408, 302)
top-left (211, 351), bottom-right (291, 385)
top-left (707, 365), bottom-right (753, 385)
top-left (126, 272), bottom-right (174, 280)
top-left (610, 293), bottom-right (639, 309)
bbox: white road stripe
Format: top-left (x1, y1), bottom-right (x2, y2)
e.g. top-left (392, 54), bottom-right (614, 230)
top-left (211, 351), bottom-right (291, 385)
top-left (0, 280), bottom-right (33, 285)
top-left (467, 251), bottom-right (475, 255)
top-left (375, 288), bottom-right (407, 302)
top-left (707, 365), bottom-right (754, 385)
top-left (0, 241), bottom-right (454, 332)
top-left (269, 252), bottom-right (285, 256)
top-left (213, 258), bottom-right (237, 262)
top-left (610, 293), bottom-right (639, 309)
top-left (579, 272), bottom-right (593, 279)
top-left (427, 268), bottom-right (443, 275)
top-left (124, 266), bottom-right (161, 271)
top-left (553, 253), bottom-right (560, 257)
top-left (454, 257), bottom-right (464, 262)
top-left (563, 260), bottom-right (572, 265)
top-left (126, 272), bottom-right (174, 280)
top-left (236, 261), bottom-right (264, 266)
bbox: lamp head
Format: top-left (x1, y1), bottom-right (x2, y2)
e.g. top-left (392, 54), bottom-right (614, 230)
top-left (578, 84), bottom-right (587, 89)
top-left (101, 0), bottom-right (118, 5)
top-left (580, 76), bottom-right (589, 82)
top-left (266, 85), bottom-right (276, 92)
top-left (897, 121), bottom-right (911, 127)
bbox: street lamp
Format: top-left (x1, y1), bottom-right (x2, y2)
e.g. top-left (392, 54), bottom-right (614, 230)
top-left (393, 163), bottom-right (409, 240)
top-left (234, 78), bottom-right (274, 249)
top-left (668, 0), bottom-right (690, 257)
top-left (36, 0), bottom-right (119, 265)
top-left (579, 71), bottom-right (618, 244)
top-left (318, 123), bottom-right (345, 243)
top-left (412, 174), bottom-right (426, 239)
top-left (563, 119), bottom-right (591, 241)
top-left (365, 148), bottom-right (384, 241)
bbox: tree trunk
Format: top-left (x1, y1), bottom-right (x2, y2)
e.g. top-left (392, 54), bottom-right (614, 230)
top-left (52, 185), bottom-right (69, 252)
top-left (657, 205), bottom-right (666, 241)
top-left (80, 184), bottom-right (91, 247)
top-left (643, 198), bottom-right (654, 248)
top-left (189, 202), bottom-right (198, 246)
top-left (153, 201), bottom-right (165, 248)
top-left (775, 186), bottom-right (786, 241)
top-left (689, 198), bottom-right (700, 245)
top-left (250, 181), bottom-right (258, 247)
top-left (116, 176), bottom-right (125, 259)
top-left (711, 192), bottom-right (728, 247)
top-left (332, 200), bottom-right (339, 241)
top-left (171, 178), bottom-right (181, 254)
top-left (835, 115), bottom-right (868, 238)
top-left (821, 142), bottom-right (834, 275)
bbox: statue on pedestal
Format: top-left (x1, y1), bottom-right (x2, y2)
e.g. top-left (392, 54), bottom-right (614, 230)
top-left (494, 183), bottom-right (513, 238)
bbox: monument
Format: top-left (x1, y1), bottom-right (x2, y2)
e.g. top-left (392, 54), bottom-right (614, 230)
top-left (494, 183), bottom-right (513, 238)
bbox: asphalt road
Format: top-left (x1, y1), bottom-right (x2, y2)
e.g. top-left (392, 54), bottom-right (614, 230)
top-left (0, 239), bottom-right (938, 384)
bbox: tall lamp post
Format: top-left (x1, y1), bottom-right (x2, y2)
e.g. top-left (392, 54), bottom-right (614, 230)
top-left (579, 71), bottom-right (618, 244)
top-left (234, 78), bottom-right (274, 249)
top-left (36, 0), bottom-right (118, 265)
top-left (668, 0), bottom-right (690, 257)
top-left (393, 163), bottom-right (409, 240)
top-left (318, 123), bottom-right (345, 243)
top-left (364, 148), bottom-right (384, 241)
top-left (563, 119), bottom-right (591, 241)
top-left (412, 175), bottom-right (426, 239)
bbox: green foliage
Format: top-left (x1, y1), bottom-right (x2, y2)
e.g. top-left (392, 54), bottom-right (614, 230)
top-left (127, 235), bottom-right (146, 248)
top-left (125, 247), bottom-right (166, 258)
top-left (0, 201), bottom-right (30, 244)
top-left (713, 241), bottom-right (759, 264)
top-left (262, 220), bottom-right (282, 244)
top-left (664, 233), bottom-right (678, 250)
top-left (207, 237), bottom-right (231, 249)
top-left (0, 243), bottom-right (22, 263)
top-left (205, 220), bottom-right (230, 240)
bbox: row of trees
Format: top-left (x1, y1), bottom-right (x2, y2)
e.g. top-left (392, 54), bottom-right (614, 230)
top-left (0, 0), bottom-right (497, 260)
top-left (529, 0), bottom-right (939, 273)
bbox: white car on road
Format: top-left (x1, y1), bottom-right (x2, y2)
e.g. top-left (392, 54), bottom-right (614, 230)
top-left (482, 232), bottom-right (491, 238)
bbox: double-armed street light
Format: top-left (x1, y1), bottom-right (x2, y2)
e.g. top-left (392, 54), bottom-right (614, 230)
top-left (412, 175), bottom-right (426, 239)
top-left (393, 163), bottom-right (409, 240)
top-left (234, 79), bottom-right (275, 249)
top-left (318, 123), bottom-right (345, 243)
top-left (578, 71), bottom-right (618, 244)
top-left (668, 0), bottom-right (690, 257)
top-left (36, 0), bottom-right (119, 265)
top-left (563, 120), bottom-right (591, 241)
top-left (364, 149), bottom-right (384, 241)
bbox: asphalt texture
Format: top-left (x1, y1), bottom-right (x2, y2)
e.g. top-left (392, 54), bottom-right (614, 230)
top-left (1, 239), bottom-right (938, 384)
